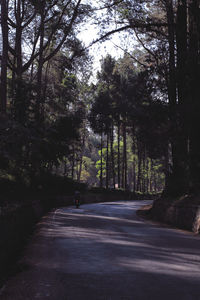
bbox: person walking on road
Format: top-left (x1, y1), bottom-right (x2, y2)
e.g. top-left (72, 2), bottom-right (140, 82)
top-left (74, 190), bottom-right (81, 208)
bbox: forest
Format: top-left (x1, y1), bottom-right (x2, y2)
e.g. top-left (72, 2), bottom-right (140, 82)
top-left (0, 0), bottom-right (200, 202)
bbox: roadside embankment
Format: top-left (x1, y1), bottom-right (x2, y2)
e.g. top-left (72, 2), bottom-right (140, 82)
top-left (0, 197), bottom-right (50, 287)
top-left (0, 193), bottom-right (74, 287)
top-left (143, 195), bottom-right (200, 234)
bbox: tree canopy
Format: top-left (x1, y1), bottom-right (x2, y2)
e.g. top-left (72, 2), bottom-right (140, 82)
top-left (0, 0), bottom-right (200, 199)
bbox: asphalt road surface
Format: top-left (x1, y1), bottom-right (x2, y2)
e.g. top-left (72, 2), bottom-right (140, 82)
top-left (1, 201), bottom-right (200, 300)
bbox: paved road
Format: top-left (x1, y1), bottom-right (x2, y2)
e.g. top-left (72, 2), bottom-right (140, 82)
top-left (1, 201), bottom-right (200, 300)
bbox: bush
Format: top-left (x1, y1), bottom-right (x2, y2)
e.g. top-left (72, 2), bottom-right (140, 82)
top-left (31, 173), bottom-right (87, 195)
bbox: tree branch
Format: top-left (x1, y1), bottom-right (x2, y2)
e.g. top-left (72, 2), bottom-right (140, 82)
top-left (8, 16), bottom-right (16, 27)
top-left (110, 41), bottom-right (148, 68)
top-left (42, 0), bottom-right (72, 53)
top-left (44, 0), bottom-right (82, 63)
top-left (22, 11), bottom-right (37, 29)
top-left (134, 29), bottom-right (159, 63)
top-left (86, 0), bottom-right (123, 13)
top-left (88, 25), bottom-right (131, 47)
top-left (129, 19), bottom-right (168, 29)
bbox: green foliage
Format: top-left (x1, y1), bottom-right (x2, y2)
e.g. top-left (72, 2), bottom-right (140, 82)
top-left (80, 156), bottom-right (95, 182)
top-left (32, 173), bottom-right (87, 195)
top-left (88, 54), bottom-right (166, 192)
top-left (0, 110), bottom-right (82, 185)
top-left (1, 0), bottom-right (170, 198)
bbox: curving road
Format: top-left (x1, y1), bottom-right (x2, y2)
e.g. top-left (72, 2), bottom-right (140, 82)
top-left (1, 201), bottom-right (200, 300)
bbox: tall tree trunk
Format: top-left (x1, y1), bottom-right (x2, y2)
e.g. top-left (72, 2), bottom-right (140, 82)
top-left (137, 147), bottom-right (142, 192)
top-left (132, 133), bottom-right (137, 192)
top-left (163, 142), bottom-right (171, 191)
top-left (14, 0), bottom-right (25, 123)
top-left (154, 170), bottom-right (157, 193)
top-left (150, 159), bottom-right (154, 193)
top-left (100, 132), bottom-right (103, 188)
top-left (122, 121), bottom-right (127, 189)
top-left (110, 123), bottom-right (115, 189)
top-left (117, 120), bottom-right (121, 188)
top-left (164, 0), bottom-right (188, 196)
top-left (122, 152), bottom-right (124, 188)
top-left (36, 1), bottom-right (45, 123)
top-left (165, 0), bottom-right (178, 195)
top-left (106, 133), bottom-right (109, 189)
top-left (146, 158), bottom-right (149, 194)
top-left (0, 0), bottom-right (8, 114)
top-left (43, 61), bottom-right (50, 105)
top-left (71, 146), bottom-right (75, 180)
top-left (142, 152), bottom-right (146, 193)
top-left (133, 159), bottom-right (136, 192)
top-left (188, 0), bottom-right (200, 193)
top-left (63, 160), bottom-right (67, 176)
top-left (78, 134), bottom-right (85, 182)
top-left (175, 0), bottom-right (189, 191)
top-left (78, 156), bottom-right (83, 182)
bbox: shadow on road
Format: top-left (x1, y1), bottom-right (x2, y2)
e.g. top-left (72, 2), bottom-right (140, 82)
top-left (1, 201), bottom-right (200, 300)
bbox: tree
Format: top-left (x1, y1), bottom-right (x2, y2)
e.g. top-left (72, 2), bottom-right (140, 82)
top-left (0, 0), bottom-right (9, 114)
top-left (89, 53), bottom-right (166, 192)
top-left (89, 85), bottom-right (112, 188)
top-left (6, 0), bottom-right (91, 123)
top-left (97, 0), bottom-right (200, 197)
